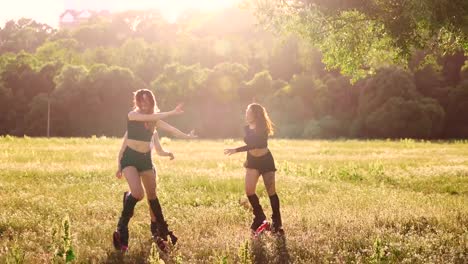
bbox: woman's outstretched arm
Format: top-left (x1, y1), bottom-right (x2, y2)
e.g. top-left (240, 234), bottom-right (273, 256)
top-left (128, 104), bottom-right (184, 122)
top-left (155, 120), bottom-right (197, 139)
top-left (225, 133), bottom-right (268, 155)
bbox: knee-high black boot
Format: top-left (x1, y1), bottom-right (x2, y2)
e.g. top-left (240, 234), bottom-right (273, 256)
top-left (269, 193), bottom-right (283, 232)
top-left (150, 220), bottom-right (158, 237)
top-left (114, 192), bottom-right (139, 250)
top-left (149, 198), bottom-right (177, 245)
top-left (247, 194), bottom-right (266, 231)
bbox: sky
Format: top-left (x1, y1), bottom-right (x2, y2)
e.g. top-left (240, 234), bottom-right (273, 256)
top-left (0, 0), bottom-right (241, 27)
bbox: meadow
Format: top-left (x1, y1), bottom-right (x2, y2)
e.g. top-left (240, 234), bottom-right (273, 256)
top-left (0, 137), bottom-right (467, 263)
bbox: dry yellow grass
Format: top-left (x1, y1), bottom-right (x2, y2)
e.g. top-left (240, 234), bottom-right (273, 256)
top-left (0, 137), bottom-right (467, 263)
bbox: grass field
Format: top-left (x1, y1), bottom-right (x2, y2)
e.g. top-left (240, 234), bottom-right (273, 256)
top-left (0, 137), bottom-right (467, 263)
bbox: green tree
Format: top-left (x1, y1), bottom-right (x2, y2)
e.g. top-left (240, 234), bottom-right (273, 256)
top-left (24, 93), bottom-right (49, 136)
top-left (52, 64), bottom-right (142, 136)
top-left (131, 10), bottom-right (177, 43)
top-left (198, 63), bottom-right (248, 137)
top-left (266, 91), bottom-right (306, 137)
top-left (136, 45), bottom-right (171, 84)
top-left (365, 97), bottom-right (444, 138)
top-left (116, 40), bottom-right (171, 84)
top-left (253, 0), bottom-right (468, 80)
top-left (353, 67), bottom-right (445, 138)
top-left (71, 21), bottom-right (119, 48)
top-left (444, 80), bottom-right (468, 137)
top-left (0, 18), bottom-right (55, 54)
top-left (240, 70), bottom-right (274, 103)
top-left (22, 62), bottom-right (63, 136)
top-left (284, 73), bottom-right (324, 119)
top-left (0, 83), bottom-right (13, 135)
top-left (303, 116), bottom-right (346, 138)
top-left (152, 63), bottom-right (207, 107)
top-left (0, 52), bottom-right (42, 135)
top-left (35, 39), bottom-right (82, 64)
top-left (357, 67), bottom-right (419, 116)
top-left (268, 36), bottom-right (302, 81)
top-left (320, 74), bottom-right (358, 121)
top-left (81, 46), bottom-right (115, 66)
top-left (151, 62), bottom-right (208, 136)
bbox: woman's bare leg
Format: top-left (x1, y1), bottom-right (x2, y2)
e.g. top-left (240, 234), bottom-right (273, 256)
top-left (245, 168), bottom-right (266, 230)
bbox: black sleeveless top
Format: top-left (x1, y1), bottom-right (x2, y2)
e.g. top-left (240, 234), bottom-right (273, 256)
top-left (127, 119), bottom-right (154, 142)
top-left (235, 126), bottom-right (268, 152)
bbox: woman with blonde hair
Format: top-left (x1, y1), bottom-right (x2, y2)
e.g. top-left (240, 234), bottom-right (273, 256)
top-left (113, 89), bottom-right (196, 252)
top-left (224, 103), bottom-right (284, 235)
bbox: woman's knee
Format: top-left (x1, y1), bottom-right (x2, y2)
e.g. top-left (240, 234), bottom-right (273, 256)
top-left (265, 182), bottom-right (276, 196)
top-left (266, 188), bottom-right (276, 196)
top-left (262, 173), bottom-right (276, 195)
top-left (146, 191), bottom-right (157, 200)
top-left (245, 180), bottom-right (257, 195)
top-left (245, 186), bottom-right (256, 196)
top-left (245, 171), bottom-right (260, 195)
top-left (131, 191), bottom-right (145, 201)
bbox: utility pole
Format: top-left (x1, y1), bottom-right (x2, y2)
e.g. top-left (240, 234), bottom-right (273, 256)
top-left (47, 95), bottom-right (50, 138)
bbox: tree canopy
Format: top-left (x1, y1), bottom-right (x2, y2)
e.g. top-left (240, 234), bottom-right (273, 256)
top-left (0, 6), bottom-right (466, 138)
top-left (252, 0), bottom-right (468, 80)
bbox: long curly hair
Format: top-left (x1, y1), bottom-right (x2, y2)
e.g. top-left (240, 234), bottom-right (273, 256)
top-left (133, 89), bottom-right (160, 132)
top-left (248, 103), bottom-right (274, 136)
top-left (133, 89), bottom-right (160, 113)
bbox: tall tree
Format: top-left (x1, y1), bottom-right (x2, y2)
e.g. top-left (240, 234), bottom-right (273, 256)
top-left (0, 18), bottom-right (55, 54)
top-left (253, 0), bottom-right (468, 80)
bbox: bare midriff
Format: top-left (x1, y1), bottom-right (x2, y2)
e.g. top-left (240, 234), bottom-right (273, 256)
top-left (248, 148), bottom-right (269, 157)
top-left (127, 138), bottom-right (152, 153)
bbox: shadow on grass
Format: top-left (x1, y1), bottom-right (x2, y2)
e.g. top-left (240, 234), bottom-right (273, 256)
top-left (251, 234), bottom-right (291, 264)
top-left (104, 238), bottom-right (174, 264)
top-left (274, 235), bottom-right (290, 264)
top-left (251, 237), bottom-right (268, 263)
top-left (104, 249), bottom-right (147, 264)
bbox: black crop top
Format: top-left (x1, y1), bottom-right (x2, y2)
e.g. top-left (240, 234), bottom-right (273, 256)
top-left (235, 126), bottom-right (268, 152)
top-left (127, 119), bottom-right (154, 142)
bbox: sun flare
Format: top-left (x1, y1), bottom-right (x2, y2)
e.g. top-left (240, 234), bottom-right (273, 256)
top-left (0, 0), bottom-right (242, 27)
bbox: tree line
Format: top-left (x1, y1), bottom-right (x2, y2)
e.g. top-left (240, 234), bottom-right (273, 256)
top-left (0, 7), bottom-right (467, 138)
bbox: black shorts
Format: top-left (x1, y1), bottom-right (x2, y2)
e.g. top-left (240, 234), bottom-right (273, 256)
top-left (120, 146), bottom-right (154, 172)
top-left (244, 151), bottom-right (277, 175)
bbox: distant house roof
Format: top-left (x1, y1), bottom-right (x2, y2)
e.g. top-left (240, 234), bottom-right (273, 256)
top-left (78, 10), bottom-right (92, 19)
top-left (59, 9), bottom-right (110, 27)
top-left (60, 9), bottom-right (78, 20)
top-left (61, 12), bottom-right (75, 23)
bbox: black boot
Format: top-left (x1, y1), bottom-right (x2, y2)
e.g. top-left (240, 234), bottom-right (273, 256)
top-left (151, 220), bottom-right (158, 237)
top-left (113, 192), bottom-right (139, 251)
top-left (149, 198), bottom-right (178, 247)
top-left (269, 193), bottom-right (284, 234)
top-left (247, 194), bottom-right (266, 231)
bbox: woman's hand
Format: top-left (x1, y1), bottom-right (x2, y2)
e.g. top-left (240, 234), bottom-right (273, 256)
top-left (224, 148), bottom-right (237, 156)
top-left (115, 169), bottom-right (123, 179)
top-left (171, 103), bottom-right (184, 115)
top-left (167, 152), bottom-right (175, 160)
top-left (186, 130), bottom-right (198, 139)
